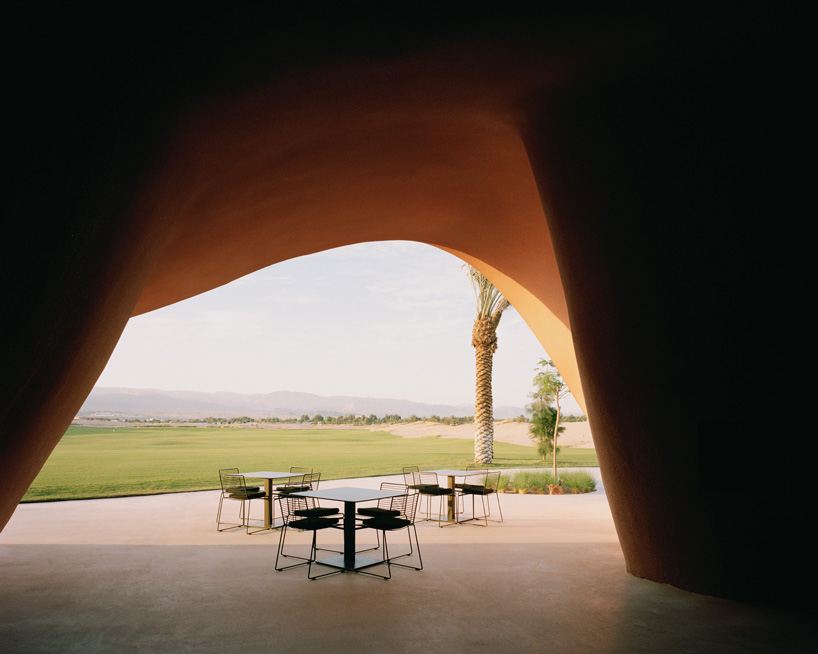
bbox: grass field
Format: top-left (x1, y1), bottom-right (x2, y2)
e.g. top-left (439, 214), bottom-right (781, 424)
top-left (22, 425), bottom-right (599, 502)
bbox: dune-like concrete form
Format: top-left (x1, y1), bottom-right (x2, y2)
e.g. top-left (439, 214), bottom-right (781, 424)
top-left (4, 7), bottom-right (793, 609)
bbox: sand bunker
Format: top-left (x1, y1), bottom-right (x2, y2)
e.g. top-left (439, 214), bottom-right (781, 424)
top-left (369, 420), bottom-right (594, 448)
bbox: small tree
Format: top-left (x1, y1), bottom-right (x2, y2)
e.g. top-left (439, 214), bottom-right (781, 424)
top-left (529, 404), bottom-right (561, 462)
top-left (529, 359), bottom-right (570, 477)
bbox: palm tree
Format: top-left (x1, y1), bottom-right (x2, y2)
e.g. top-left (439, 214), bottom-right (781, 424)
top-left (466, 265), bottom-right (509, 464)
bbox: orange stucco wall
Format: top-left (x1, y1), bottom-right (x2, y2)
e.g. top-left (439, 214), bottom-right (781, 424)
top-left (4, 8), bottom-right (799, 609)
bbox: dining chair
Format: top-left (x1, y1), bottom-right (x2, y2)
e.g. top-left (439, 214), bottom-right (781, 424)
top-left (354, 482), bottom-right (407, 553)
top-left (357, 482), bottom-right (406, 519)
top-left (216, 468), bottom-right (265, 533)
top-left (275, 495), bottom-right (343, 579)
top-left (413, 471), bottom-right (454, 526)
top-left (456, 469), bottom-right (504, 526)
top-left (276, 471), bottom-right (321, 498)
top-left (401, 465), bottom-right (424, 490)
top-left (358, 491), bottom-right (423, 579)
top-left (402, 466), bottom-right (436, 521)
top-left (454, 464), bottom-right (485, 515)
top-left (454, 464), bottom-right (485, 490)
top-left (276, 472), bottom-right (338, 520)
top-left (272, 466), bottom-right (314, 497)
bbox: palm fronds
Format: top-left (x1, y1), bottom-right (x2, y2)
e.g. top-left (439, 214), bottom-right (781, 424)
top-left (466, 264), bottom-right (509, 319)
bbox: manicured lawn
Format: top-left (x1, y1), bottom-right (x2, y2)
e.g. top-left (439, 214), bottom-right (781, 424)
top-left (22, 425), bottom-right (598, 502)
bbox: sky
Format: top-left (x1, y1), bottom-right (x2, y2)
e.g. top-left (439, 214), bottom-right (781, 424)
top-left (95, 241), bottom-right (582, 415)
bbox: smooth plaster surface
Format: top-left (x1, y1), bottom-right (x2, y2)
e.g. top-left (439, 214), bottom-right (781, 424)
top-left (1, 475), bottom-right (811, 653)
top-left (3, 6), bottom-right (795, 610)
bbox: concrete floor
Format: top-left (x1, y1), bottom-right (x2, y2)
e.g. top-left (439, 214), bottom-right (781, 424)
top-left (0, 473), bottom-right (812, 653)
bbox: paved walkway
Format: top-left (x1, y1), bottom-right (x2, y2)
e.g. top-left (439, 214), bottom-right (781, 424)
top-left (0, 472), bottom-right (812, 653)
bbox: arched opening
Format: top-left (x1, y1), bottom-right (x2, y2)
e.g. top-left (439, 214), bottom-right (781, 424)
top-left (4, 8), bottom-right (802, 620)
top-left (93, 241), bottom-right (580, 417)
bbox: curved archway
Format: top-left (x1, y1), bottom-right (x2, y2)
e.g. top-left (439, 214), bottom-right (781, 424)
top-left (129, 88), bottom-right (582, 412)
top-left (96, 240), bottom-right (573, 417)
top-left (3, 9), bottom-right (795, 609)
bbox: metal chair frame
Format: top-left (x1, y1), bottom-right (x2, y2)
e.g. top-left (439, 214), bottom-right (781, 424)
top-left (454, 464), bottom-right (486, 516)
top-left (276, 471), bottom-right (320, 498)
top-left (355, 482), bottom-right (410, 553)
top-left (402, 466), bottom-right (429, 521)
top-left (216, 468), bottom-right (265, 533)
top-left (413, 471), bottom-right (455, 526)
top-left (456, 469), bottom-right (504, 526)
top-left (275, 494), bottom-right (343, 580)
top-left (271, 466), bottom-right (315, 502)
top-left (358, 491), bottom-right (423, 580)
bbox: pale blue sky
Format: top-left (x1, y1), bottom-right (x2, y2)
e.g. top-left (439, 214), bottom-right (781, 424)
top-left (95, 241), bottom-right (582, 414)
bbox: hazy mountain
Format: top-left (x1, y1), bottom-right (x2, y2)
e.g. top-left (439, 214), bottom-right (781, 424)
top-left (79, 387), bottom-right (526, 420)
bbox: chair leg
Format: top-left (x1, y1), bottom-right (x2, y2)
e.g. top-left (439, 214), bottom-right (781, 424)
top-left (438, 493), bottom-right (460, 527)
top-left (277, 523), bottom-right (343, 578)
top-left (389, 525), bottom-right (423, 571)
top-left (421, 492), bottom-right (447, 524)
top-left (491, 491), bottom-right (503, 523)
top-left (307, 531), bottom-right (343, 580)
top-left (383, 534), bottom-right (392, 579)
top-left (415, 492), bottom-right (430, 522)
top-left (217, 497), bottom-right (246, 532)
top-left (216, 496), bottom-right (225, 530)
top-left (358, 530), bottom-right (391, 580)
top-left (360, 525), bottom-right (422, 578)
top-left (463, 491), bottom-right (503, 526)
top-left (478, 491), bottom-right (503, 524)
top-left (245, 498), bottom-right (274, 535)
top-left (418, 493), bottom-right (430, 522)
top-left (275, 523), bottom-right (311, 571)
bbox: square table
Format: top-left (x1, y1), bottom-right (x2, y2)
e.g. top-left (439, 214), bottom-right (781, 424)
top-left (423, 469), bottom-right (486, 522)
top-left (227, 471), bottom-right (305, 530)
top-left (292, 487), bottom-right (406, 571)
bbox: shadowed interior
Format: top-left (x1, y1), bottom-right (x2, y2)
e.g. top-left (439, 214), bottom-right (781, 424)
top-left (3, 7), bottom-right (800, 611)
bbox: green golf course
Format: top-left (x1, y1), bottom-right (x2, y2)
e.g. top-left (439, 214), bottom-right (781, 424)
top-left (22, 425), bottom-right (598, 502)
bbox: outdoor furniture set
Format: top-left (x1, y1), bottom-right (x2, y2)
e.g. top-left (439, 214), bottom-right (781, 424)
top-left (216, 465), bottom-right (503, 579)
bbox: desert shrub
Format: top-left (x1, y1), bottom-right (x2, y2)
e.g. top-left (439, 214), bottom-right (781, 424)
top-left (512, 472), bottom-right (533, 492)
top-left (511, 470), bottom-right (556, 493)
top-left (558, 470), bottom-right (597, 493)
top-left (506, 470), bottom-right (597, 494)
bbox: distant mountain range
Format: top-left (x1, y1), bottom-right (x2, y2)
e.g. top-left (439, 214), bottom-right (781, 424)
top-left (79, 387), bottom-right (526, 420)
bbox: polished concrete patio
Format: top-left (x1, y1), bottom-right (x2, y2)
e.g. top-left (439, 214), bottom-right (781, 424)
top-left (0, 472), bottom-right (811, 653)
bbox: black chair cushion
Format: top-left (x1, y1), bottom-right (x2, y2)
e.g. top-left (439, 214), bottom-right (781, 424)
top-left (228, 490), bottom-right (266, 500)
top-left (277, 486), bottom-right (309, 495)
top-left (226, 486), bottom-right (261, 493)
top-left (461, 485), bottom-right (494, 495)
top-left (357, 507), bottom-right (400, 518)
top-left (419, 486), bottom-right (452, 496)
top-left (362, 516), bottom-right (411, 531)
top-left (294, 507), bottom-right (340, 518)
top-left (288, 516), bottom-right (340, 530)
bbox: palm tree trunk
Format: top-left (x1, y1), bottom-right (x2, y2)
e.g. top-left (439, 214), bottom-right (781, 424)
top-left (473, 338), bottom-right (495, 464)
top-left (466, 265), bottom-right (509, 466)
top-left (472, 312), bottom-right (503, 464)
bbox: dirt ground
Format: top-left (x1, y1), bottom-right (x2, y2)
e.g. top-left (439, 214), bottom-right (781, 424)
top-left (367, 419), bottom-right (594, 448)
top-left (72, 417), bottom-right (594, 448)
